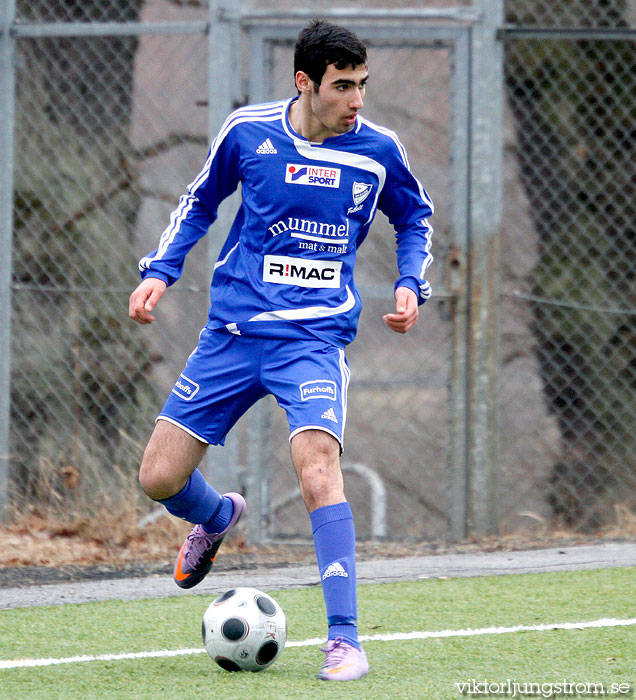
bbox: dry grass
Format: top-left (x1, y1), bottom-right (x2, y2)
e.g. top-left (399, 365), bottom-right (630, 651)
top-left (1, 499), bottom-right (635, 571)
top-left (0, 510), bottom-right (193, 567)
top-left (1, 514), bottom-right (635, 572)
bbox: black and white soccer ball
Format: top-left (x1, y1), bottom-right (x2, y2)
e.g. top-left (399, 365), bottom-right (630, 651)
top-left (202, 587), bottom-right (287, 672)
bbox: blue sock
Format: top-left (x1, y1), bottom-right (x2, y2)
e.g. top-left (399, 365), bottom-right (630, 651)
top-left (202, 496), bottom-right (235, 535)
top-left (310, 502), bottom-right (359, 649)
top-left (159, 469), bottom-right (232, 532)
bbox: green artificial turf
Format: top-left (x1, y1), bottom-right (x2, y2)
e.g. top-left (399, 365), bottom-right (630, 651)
top-left (1, 567), bottom-right (634, 700)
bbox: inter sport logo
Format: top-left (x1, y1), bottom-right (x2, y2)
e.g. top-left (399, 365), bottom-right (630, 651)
top-left (285, 164), bottom-right (341, 188)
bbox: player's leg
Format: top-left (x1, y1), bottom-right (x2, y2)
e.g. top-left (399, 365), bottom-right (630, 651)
top-left (264, 338), bottom-right (367, 680)
top-left (140, 329), bottom-right (263, 588)
top-left (139, 420), bottom-right (245, 589)
top-left (139, 418), bottom-right (206, 500)
top-left (290, 429), bottom-right (368, 681)
top-left (139, 419), bottom-right (236, 529)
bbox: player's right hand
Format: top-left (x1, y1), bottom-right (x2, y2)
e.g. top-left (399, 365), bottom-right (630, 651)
top-left (129, 277), bottom-right (167, 324)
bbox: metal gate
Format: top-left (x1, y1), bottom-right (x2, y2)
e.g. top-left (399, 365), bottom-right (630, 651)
top-left (203, 1), bottom-right (504, 543)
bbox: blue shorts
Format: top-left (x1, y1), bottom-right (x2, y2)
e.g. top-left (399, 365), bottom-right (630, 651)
top-left (158, 328), bottom-right (350, 447)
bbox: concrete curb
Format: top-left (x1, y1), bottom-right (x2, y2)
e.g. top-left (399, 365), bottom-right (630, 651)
top-left (2, 542), bottom-right (634, 609)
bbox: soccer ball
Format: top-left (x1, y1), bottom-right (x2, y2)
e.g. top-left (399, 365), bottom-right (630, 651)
top-left (202, 587), bottom-right (287, 672)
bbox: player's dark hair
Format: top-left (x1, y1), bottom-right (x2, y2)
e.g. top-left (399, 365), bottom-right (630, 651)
top-left (294, 20), bottom-right (367, 88)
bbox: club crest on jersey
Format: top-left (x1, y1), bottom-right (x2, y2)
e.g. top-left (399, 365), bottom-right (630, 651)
top-left (285, 164), bottom-right (341, 188)
top-left (348, 181), bottom-right (373, 214)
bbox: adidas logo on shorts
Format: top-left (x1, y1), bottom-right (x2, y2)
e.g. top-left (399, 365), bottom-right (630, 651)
top-left (321, 407), bottom-right (338, 423)
top-left (256, 138), bottom-right (277, 154)
top-left (322, 562), bottom-right (348, 580)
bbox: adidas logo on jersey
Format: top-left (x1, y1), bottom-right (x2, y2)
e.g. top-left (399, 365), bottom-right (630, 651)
top-left (322, 562), bottom-right (348, 580)
top-left (256, 138), bottom-right (277, 154)
top-left (321, 407), bottom-right (338, 423)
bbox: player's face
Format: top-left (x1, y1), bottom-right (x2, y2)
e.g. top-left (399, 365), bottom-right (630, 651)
top-left (310, 63), bottom-right (368, 138)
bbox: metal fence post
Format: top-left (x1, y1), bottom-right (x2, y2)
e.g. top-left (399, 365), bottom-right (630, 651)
top-left (203, 0), bottom-right (243, 499)
top-left (0, 0), bottom-right (16, 521)
top-left (447, 26), bottom-right (471, 542)
top-left (211, 5), bottom-right (274, 545)
top-left (465, 0), bottom-right (504, 536)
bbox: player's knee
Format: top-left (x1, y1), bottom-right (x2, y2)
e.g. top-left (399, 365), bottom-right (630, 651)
top-left (301, 463), bottom-right (331, 492)
top-left (138, 462), bottom-right (161, 500)
top-left (300, 473), bottom-right (345, 512)
top-left (138, 444), bottom-right (173, 501)
top-left (296, 455), bottom-right (344, 510)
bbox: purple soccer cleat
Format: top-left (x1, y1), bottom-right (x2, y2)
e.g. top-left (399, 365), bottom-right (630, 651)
top-left (173, 492), bottom-right (246, 589)
top-left (318, 637), bottom-right (369, 681)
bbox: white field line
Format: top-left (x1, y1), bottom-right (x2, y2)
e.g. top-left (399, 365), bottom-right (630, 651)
top-left (2, 617), bottom-right (636, 670)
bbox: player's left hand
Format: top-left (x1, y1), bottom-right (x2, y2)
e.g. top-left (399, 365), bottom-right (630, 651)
top-left (382, 286), bottom-right (419, 333)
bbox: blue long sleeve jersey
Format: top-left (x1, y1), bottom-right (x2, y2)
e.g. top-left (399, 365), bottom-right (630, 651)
top-left (139, 96), bottom-right (434, 348)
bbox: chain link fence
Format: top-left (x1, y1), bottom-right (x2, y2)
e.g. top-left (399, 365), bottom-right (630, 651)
top-left (501, 0), bottom-right (636, 533)
top-left (2, 0), bottom-right (635, 560)
top-left (9, 0), bottom-right (211, 536)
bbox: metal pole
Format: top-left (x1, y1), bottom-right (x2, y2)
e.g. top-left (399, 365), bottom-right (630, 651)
top-left (446, 27), bottom-right (472, 541)
top-left (243, 14), bottom-right (272, 545)
top-left (203, 0), bottom-right (242, 501)
top-left (12, 21), bottom-right (208, 38)
top-left (226, 7), bottom-right (482, 23)
top-left (465, 0), bottom-right (504, 536)
top-left (0, 0), bottom-right (16, 521)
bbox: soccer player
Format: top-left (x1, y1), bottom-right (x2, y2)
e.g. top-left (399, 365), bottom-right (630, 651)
top-left (129, 20), bottom-right (433, 681)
